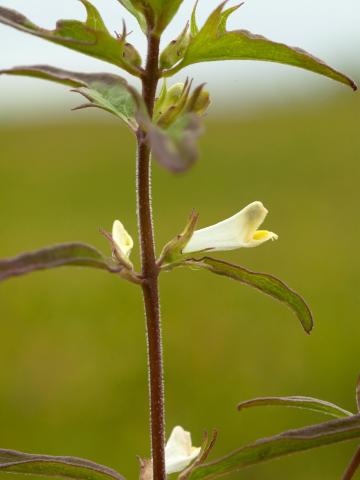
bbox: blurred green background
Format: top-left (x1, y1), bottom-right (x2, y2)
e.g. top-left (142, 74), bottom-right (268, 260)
top-left (0, 91), bottom-right (359, 480)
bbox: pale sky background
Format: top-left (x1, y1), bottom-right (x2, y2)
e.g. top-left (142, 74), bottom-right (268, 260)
top-left (0, 0), bottom-right (359, 121)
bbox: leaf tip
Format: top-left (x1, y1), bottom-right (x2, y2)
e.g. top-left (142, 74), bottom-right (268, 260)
top-left (304, 319), bottom-right (314, 335)
top-left (340, 73), bottom-right (357, 91)
top-left (295, 292), bottom-right (314, 334)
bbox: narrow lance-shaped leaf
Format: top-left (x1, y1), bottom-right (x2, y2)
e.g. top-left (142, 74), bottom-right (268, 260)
top-left (116, 0), bottom-right (147, 33)
top-left (177, 257), bottom-right (313, 333)
top-left (164, 2), bottom-right (357, 91)
top-left (0, 1), bottom-right (142, 76)
top-left (356, 376), bottom-right (360, 413)
top-left (237, 396), bottom-right (353, 419)
top-left (149, 0), bottom-right (184, 33)
top-left (187, 415), bottom-right (360, 480)
top-left (0, 66), bottom-right (137, 129)
top-left (190, 0), bottom-right (199, 37)
top-left (0, 449), bottom-right (125, 480)
top-left (0, 243), bottom-right (120, 282)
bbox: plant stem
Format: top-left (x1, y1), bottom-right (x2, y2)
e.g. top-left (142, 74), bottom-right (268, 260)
top-left (136, 32), bottom-right (165, 480)
top-left (342, 446), bottom-right (360, 480)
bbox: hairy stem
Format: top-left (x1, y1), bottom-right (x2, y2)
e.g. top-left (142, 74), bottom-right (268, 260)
top-left (136, 32), bottom-right (165, 480)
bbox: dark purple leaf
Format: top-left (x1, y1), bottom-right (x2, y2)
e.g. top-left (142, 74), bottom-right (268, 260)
top-left (188, 415), bottom-right (360, 480)
top-left (0, 243), bottom-right (119, 282)
top-left (237, 396), bottom-right (353, 418)
top-left (0, 449), bottom-right (125, 480)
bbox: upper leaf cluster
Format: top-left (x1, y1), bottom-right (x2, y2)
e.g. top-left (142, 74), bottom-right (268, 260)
top-left (0, 0), bottom-right (357, 173)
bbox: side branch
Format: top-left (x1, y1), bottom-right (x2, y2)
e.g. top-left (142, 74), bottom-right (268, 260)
top-left (342, 446), bottom-right (360, 480)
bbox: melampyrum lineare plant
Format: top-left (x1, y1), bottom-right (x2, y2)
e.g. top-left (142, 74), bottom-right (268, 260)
top-left (0, 1), bottom-right (359, 479)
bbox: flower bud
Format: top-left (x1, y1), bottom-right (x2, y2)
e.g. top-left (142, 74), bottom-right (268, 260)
top-left (188, 86), bottom-right (211, 115)
top-left (154, 82), bottom-right (210, 129)
top-left (164, 83), bottom-right (186, 106)
top-left (160, 25), bottom-right (190, 70)
top-left (123, 42), bottom-right (142, 68)
top-left (154, 82), bottom-right (190, 127)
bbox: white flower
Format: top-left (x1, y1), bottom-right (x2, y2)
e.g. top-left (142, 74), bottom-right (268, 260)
top-left (112, 219), bottom-right (134, 260)
top-left (165, 426), bottom-right (201, 474)
top-left (183, 201), bottom-right (278, 254)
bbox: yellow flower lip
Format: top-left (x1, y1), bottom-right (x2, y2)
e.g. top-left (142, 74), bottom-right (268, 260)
top-left (253, 230), bottom-right (278, 241)
top-left (183, 201), bottom-right (278, 254)
top-left (253, 230), bottom-right (270, 240)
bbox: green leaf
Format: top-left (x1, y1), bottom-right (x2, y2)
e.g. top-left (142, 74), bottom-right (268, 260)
top-left (1, 64), bottom-right (205, 171)
top-left (0, 1), bottom-right (142, 76)
top-left (146, 0), bottom-right (184, 33)
top-left (0, 243), bottom-right (119, 282)
top-left (165, 2), bottom-right (357, 91)
top-left (190, 0), bottom-right (200, 37)
top-left (117, 0), bottom-right (183, 34)
top-left (116, 0), bottom-right (147, 33)
top-left (237, 396), bottom-right (353, 419)
top-left (0, 65), bottom-right (137, 129)
top-left (356, 376), bottom-right (360, 413)
top-left (187, 415), bottom-right (360, 480)
top-left (176, 257), bottom-right (313, 333)
top-left (0, 449), bottom-right (124, 480)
